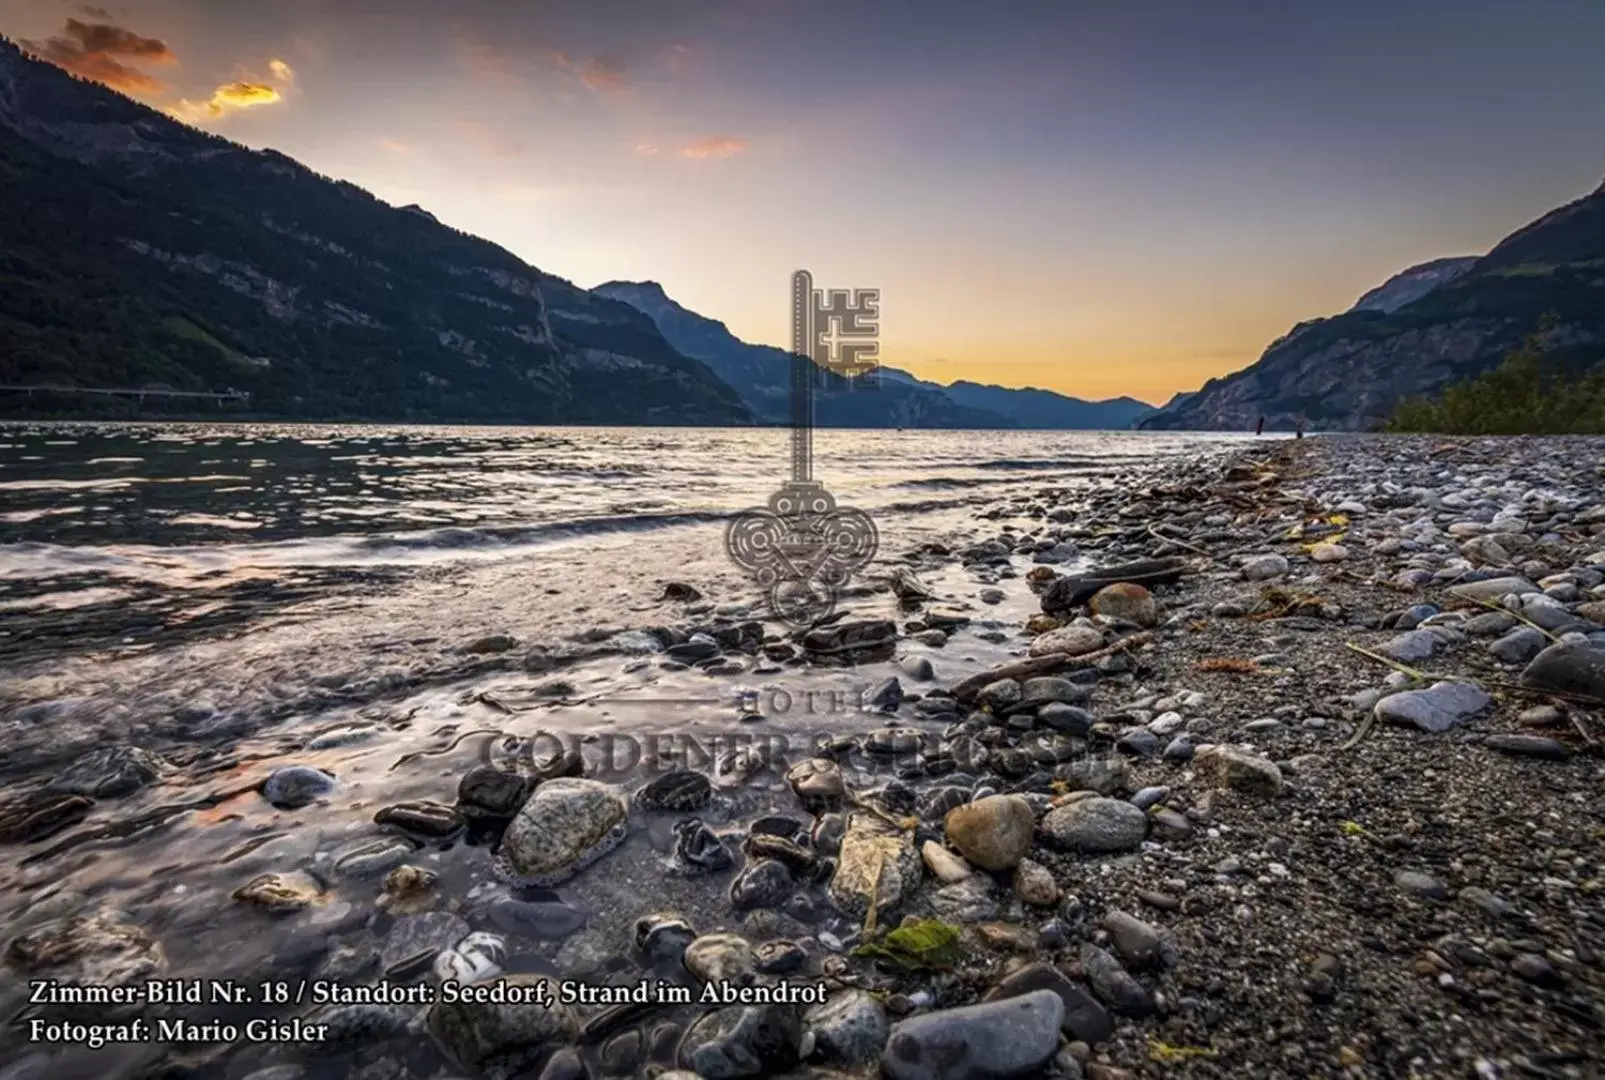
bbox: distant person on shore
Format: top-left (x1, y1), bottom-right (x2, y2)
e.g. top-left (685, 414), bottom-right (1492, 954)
top-left (1255, 416), bottom-right (1265, 436)
top-left (1295, 421), bottom-right (1305, 439)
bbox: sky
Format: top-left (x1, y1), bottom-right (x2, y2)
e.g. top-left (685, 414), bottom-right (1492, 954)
top-left (4, 0), bottom-right (1604, 405)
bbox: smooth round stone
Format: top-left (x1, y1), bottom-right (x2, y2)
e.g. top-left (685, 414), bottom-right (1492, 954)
top-left (1089, 583), bottom-right (1158, 627)
top-left (635, 770), bottom-right (713, 812)
top-left (497, 778), bottom-right (629, 886)
top-left (262, 766), bottom-right (336, 809)
top-left (427, 974), bottom-right (578, 1068)
top-left (1018, 677), bottom-right (1087, 706)
top-left (1028, 625), bottom-right (1105, 658)
top-left (977, 679), bottom-right (1023, 709)
top-left (729, 860), bottom-right (794, 910)
top-left (1039, 797), bottom-right (1148, 853)
top-left (488, 897), bottom-right (589, 940)
top-left (864, 728), bottom-right (927, 755)
top-left (943, 794), bottom-right (1036, 871)
top-left (881, 989), bottom-right (1064, 1080)
top-left (635, 912), bottom-right (697, 963)
top-left (1037, 703), bottom-right (1093, 735)
top-left (457, 766), bottom-right (529, 817)
top-left (1394, 869), bottom-right (1449, 900)
top-left (1078, 944), bottom-right (1153, 1016)
top-left (1014, 858), bottom-right (1060, 906)
top-left (682, 933), bottom-right (756, 985)
top-left (678, 1004), bottom-right (802, 1078)
top-left (1102, 910), bottom-right (1176, 970)
top-left (804, 989), bottom-right (889, 1066)
top-left (786, 758), bottom-right (846, 810)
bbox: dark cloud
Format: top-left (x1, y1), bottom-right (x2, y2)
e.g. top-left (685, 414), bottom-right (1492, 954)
top-left (21, 17), bottom-right (176, 94)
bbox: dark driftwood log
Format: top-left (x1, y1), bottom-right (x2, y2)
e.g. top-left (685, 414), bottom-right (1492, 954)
top-left (1040, 557), bottom-right (1190, 613)
top-left (949, 631), bottom-right (1156, 703)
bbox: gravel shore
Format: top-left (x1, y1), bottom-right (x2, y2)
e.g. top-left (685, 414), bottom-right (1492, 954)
top-left (4, 433), bottom-right (1604, 1080)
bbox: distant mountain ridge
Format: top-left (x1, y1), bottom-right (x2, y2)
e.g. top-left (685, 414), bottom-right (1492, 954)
top-left (0, 37), bottom-right (749, 424)
top-left (1140, 179), bottom-right (1605, 431)
top-left (594, 280), bottom-right (1155, 429)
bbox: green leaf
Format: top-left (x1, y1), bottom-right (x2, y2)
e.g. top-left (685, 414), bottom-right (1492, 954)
top-left (850, 918), bottom-right (963, 970)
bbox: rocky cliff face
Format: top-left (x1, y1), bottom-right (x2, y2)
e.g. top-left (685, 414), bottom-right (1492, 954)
top-left (1141, 182), bottom-right (1605, 432)
top-left (0, 39), bottom-right (750, 424)
top-left (1350, 256), bottom-right (1479, 315)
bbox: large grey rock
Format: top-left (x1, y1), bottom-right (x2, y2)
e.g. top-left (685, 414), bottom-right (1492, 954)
top-left (677, 1004), bottom-right (802, 1079)
top-left (1374, 681), bottom-right (1493, 733)
top-left (1489, 627), bottom-right (1547, 664)
top-left (426, 974), bottom-right (578, 1068)
top-left (1039, 797), bottom-right (1147, 853)
top-left (1519, 641), bottom-right (1605, 699)
top-left (803, 989), bottom-right (888, 1067)
top-left (1017, 677), bottom-right (1088, 707)
top-left (494, 778), bottom-right (629, 887)
top-left (881, 989), bottom-right (1064, 1080)
top-left (262, 766), bottom-right (336, 809)
top-left (1448, 577), bottom-right (1539, 603)
top-left (983, 961), bottom-right (1113, 1045)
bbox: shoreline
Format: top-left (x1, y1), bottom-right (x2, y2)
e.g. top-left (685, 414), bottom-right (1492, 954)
top-left (2, 433), bottom-right (1602, 1079)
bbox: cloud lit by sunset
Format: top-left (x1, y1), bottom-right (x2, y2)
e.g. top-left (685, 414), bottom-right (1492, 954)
top-left (167, 81), bottom-right (282, 123)
top-left (679, 136), bottom-right (747, 159)
top-left (20, 17), bottom-right (175, 94)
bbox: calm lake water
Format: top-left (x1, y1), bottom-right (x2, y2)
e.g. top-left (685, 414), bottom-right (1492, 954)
top-left (0, 421), bottom-right (1249, 1079)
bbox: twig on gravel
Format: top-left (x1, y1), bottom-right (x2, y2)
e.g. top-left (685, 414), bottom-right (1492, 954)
top-left (1466, 595), bottom-right (1563, 644)
top-left (1478, 680), bottom-right (1605, 709)
top-left (1343, 642), bottom-right (1430, 683)
top-left (1337, 713), bottom-right (1376, 752)
top-left (949, 632), bottom-right (1155, 702)
top-left (1147, 521), bottom-right (1212, 558)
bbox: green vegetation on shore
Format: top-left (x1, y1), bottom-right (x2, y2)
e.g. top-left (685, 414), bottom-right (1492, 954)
top-left (1384, 326), bottom-right (1605, 434)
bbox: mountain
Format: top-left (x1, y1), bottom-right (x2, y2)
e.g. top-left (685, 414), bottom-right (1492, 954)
top-left (1129, 388), bottom-right (1195, 429)
top-left (592, 280), bottom-right (1008, 428)
top-left (594, 280), bottom-right (1155, 429)
top-left (1140, 180), bottom-right (1605, 431)
top-left (1350, 256), bottom-right (1479, 315)
top-left (940, 380), bottom-right (1154, 429)
top-left (0, 38), bottom-right (750, 424)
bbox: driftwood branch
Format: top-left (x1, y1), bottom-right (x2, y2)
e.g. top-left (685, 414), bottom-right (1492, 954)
top-left (950, 631), bottom-right (1155, 703)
